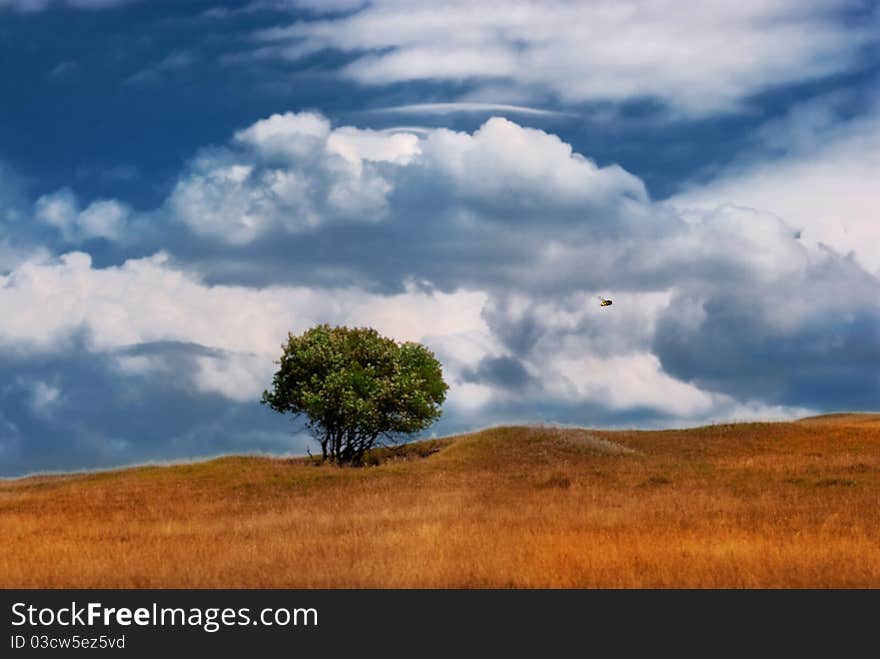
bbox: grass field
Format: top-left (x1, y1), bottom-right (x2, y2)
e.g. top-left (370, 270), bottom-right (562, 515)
top-left (1, 414), bottom-right (879, 588)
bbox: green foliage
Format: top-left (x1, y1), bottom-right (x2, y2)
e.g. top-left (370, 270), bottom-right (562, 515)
top-left (262, 324), bottom-right (448, 465)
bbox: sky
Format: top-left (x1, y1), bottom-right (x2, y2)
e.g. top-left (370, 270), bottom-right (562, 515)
top-left (1, 0), bottom-right (879, 476)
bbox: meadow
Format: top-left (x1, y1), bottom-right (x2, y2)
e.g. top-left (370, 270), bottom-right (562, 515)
top-left (1, 414), bottom-right (878, 588)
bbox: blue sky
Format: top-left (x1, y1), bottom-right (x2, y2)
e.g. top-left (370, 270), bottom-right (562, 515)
top-left (1, 0), bottom-right (879, 476)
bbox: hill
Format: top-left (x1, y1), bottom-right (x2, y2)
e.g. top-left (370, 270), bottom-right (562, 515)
top-left (1, 416), bottom-right (879, 588)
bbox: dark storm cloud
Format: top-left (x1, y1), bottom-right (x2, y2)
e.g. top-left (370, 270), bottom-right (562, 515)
top-left (481, 298), bottom-right (547, 356)
top-left (460, 355), bottom-right (536, 393)
top-left (654, 286), bottom-right (880, 410)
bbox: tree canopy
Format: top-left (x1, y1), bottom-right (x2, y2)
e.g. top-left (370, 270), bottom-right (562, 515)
top-left (261, 324), bottom-right (448, 465)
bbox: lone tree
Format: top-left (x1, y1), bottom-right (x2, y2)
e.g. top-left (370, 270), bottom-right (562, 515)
top-left (261, 324), bottom-right (448, 465)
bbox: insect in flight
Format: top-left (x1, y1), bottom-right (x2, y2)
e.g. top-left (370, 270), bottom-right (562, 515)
top-left (598, 296), bottom-right (613, 307)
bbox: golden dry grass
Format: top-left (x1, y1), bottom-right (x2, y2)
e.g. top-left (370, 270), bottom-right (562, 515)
top-left (1, 415), bottom-right (879, 588)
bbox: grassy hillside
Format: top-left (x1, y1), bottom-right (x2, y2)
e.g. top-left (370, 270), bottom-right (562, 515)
top-left (1, 416), bottom-right (879, 588)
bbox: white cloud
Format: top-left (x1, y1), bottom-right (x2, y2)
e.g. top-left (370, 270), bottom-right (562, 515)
top-left (477, 290), bottom-right (729, 417)
top-left (34, 188), bottom-right (129, 242)
top-left (7, 109), bottom-right (879, 428)
top-left (365, 102), bottom-right (572, 118)
top-left (168, 113), bottom-right (644, 245)
top-left (77, 200), bottom-right (130, 240)
top-left (548, 351), bottom-right (717, 416)
top-left (254, 0), bottom-right (875, 116)
top-left (234, 111), bottom-right (331, 159)
top-left (192, 352), bottom-right (273, 403)
top-left (0, 240), bottom-right (49, 274)
top-left (419, 117), bottom-right (647, 212)
top-left (0, 246), bottom-right (783, 420)
top-left (445, 381), bottom-right (496, 414)
top-left (671, 106), bottom-right (880, 274)
top-left (0, 251), bottom-right (492, 405)
top-left (326, 127), bottom-right (421, 165)
top-left (3, 249), bottom-right (846, 425)
top-left (169, 112), bottom-right (399, 244)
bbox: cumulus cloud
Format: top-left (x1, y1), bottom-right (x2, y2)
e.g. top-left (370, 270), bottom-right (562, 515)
top-left (3, 109), bottom-right (879, 473)
top-left (251, 0), bottom-right (876, 116)
top-left (0, 240), bottom-right (47, 273)
top-left (0, 241), bottom-right (825, 462)
top-left (417, 118), bottom-right (647, 218)
top-left (168, 112), bottom-right (407, 244)
top-left (0, 250), bottom-right (489, 397)
top-left (0, 241), bottom-right (501, 473)
top-left (672, 99), bottom-right (880, 274)
top-left (167, 112), bottom-right (644, 249)
top-left (20, 112), bottom-right (878, 421)
top-left (34, 188), bottom-right (130, 242)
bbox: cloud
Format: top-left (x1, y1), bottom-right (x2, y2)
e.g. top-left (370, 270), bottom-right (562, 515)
top-left (28, 113), bottom-right (878, 419)
top-left (217, 0), bottom-right (367, 16)
top-left (165, 111), bottom-right (427, 244)
top-left (251, 0), bottom-right (877, 116)
top-left (0, 346), bottom-right (310, 477)
top-left (0, 249), bottom-right (489, 390)
top-left (167, 112), bottom-right (644, 248)
top-left (461, 355), bottom-right (536, 392)
top-left (48, 61), bottom-right (77, 78)
top-left (3, 109), bottom-right (879, 474)
top-left (671, 98), bottom-right (880, 274)
top-left (0, 240), bottom-right (48, 273)
top-left (0, 248), bottom-right (500, 474)
top-left (34, 188), bottom-right (130, 242)
top-left (0, 0), bottom-right (140, 10)
top-left (0, 240), bottom-right (824, 476)
top-left (278, 0), bottom-right (366, 11)
top-left (0, 160), bottom-right (29, 224)
top-left (126, 50), bottom-right (195, 86)
top-left (27, 380), bottom-right (62, 414)
top-left (653, 264), bottom-right (880, 409)
top-left (0, 161), bottom-right (53, 272)
top-left (364, 102), bottom-right (573, 118)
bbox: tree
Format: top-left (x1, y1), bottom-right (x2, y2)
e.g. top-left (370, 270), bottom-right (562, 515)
top-left (261, 324), bottom-right (448, 465)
